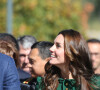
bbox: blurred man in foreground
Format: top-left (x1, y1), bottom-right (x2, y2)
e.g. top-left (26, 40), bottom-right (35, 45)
top-left (0, 53), bottom-right (20, 90)
top-left (87, 39), bottom-right (100, 74)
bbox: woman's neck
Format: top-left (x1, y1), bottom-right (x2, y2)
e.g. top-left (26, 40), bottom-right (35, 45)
top-left (59, 64), bottom-right (73, 79)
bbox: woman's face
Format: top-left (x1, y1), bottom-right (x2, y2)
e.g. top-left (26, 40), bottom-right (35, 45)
top-left (49, 34), bottom-right (65, 67)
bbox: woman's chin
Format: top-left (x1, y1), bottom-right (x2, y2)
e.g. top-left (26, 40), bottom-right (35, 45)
top-left (49, 59), bottom-right (58, 65)
top-left (49, 59), bottom-right (55, 65)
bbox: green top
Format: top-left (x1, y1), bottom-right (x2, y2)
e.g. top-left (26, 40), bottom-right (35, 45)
top-left (35, 75), bottom-right (100, 90)
top-left (57, 78), bottom-right (79, 90)
top-left (90, 74), bottom-right (100, 90)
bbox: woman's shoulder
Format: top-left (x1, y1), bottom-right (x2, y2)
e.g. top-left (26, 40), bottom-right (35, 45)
top-left (91, 74), bottom-right (100, 83)
top-left (90, 74), bottom-right (100, 89)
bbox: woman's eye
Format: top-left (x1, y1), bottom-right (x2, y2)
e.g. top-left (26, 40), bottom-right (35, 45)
top-left (56, 44), bottom-right (60, 48)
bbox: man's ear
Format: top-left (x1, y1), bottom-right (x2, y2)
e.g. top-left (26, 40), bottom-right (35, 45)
top-left (45, 57), bottom-right (50, 62)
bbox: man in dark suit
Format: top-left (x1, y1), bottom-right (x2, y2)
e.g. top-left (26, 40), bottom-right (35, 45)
top-left (0, 53), bottom-right (20, 90)
top-left (17, 67), bottom-right (31, 83)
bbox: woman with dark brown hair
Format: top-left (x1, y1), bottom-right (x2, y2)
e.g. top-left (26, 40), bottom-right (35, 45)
top-left (36, 29), bottom-right (100, 90)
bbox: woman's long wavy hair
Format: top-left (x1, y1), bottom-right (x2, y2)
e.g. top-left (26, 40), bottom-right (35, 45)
top-left (43, 29), bottom-right (94, 90)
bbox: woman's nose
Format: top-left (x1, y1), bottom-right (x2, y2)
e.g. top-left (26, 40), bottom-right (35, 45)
top-left (50, 45), bottom-right (55, 52)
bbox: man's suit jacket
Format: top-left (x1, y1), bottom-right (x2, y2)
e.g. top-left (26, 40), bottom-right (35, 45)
top-left (17, 68), bottom-right (31, 83)
top-left (0, 53), bottom-right (21, 90)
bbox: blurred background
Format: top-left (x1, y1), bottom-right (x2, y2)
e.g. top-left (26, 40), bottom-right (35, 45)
top-left (0, 0), bottom-right (100, 41)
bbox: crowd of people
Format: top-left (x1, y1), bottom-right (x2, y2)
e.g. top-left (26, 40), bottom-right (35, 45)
top-left (0, 29), bottom-right (100, 90)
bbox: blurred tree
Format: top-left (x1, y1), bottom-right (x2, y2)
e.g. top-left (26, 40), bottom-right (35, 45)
top-left (13, 0), bottom-right (83, 41)
top-left (0, 0), bottom-right (6, 33)
top-left (0, 0), bottom-right (84, 41)
top-left (84, 0), bottom-right (100, 18)
top-left (80, 2), bottom-right (94, 30)
top-left (82, 0), bottom-right (100, 33)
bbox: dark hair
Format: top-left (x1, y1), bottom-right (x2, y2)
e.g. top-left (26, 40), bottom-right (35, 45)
top-left (44, 29), bottom-right (94, 90)
top-left (31, 41), bottom-right (53, 59)
top-left (0, 33), bottom-right (19, 50)
top-left (87, 39), bottom-right (100, 43)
